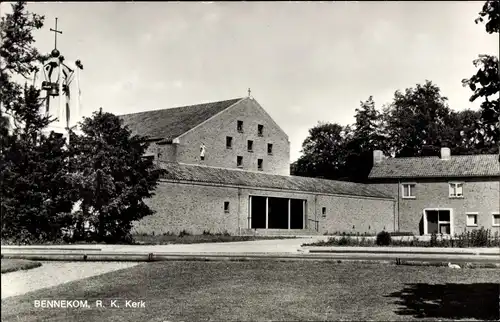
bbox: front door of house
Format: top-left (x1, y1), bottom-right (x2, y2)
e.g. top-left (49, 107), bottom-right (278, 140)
top-left (425, 210), bottom-right (451, 235)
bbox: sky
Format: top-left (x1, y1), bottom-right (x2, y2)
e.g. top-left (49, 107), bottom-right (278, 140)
top-left (1, 1), bottom-right (498, 161)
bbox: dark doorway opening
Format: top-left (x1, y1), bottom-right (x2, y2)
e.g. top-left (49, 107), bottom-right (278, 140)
top-left (290, 199), bottom-right (304, 229)
top-left (250, 196), bottom-right (305, 229)
top-left (251, 196), bottom-right (266, 229)
top-left (425, 210), bottom-right (451, 235)
top-left (268, 198), bottom-right (289, 229)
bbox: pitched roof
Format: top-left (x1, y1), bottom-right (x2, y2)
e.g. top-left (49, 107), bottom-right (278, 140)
top-left (161, 162), bottom-right (392, 199)
top-left (118, 98), bottom-right (244, 140)
top-left (369, 154), bottom-right (500, 179)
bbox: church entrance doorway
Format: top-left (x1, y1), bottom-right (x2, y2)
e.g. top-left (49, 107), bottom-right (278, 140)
top-left (249, 196), bottom-right (306, 229)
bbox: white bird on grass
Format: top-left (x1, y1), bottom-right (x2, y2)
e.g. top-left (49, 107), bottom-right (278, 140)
top-left (448, 262), bottom-right (461, 269)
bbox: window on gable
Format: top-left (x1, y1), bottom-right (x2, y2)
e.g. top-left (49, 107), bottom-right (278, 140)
top-left (493, 214), bottom-right (500, 227)
top-left (267, 143), bottom-right (273, 155)
top-left (247, 140), bottom-right (254, 152)
top-left (224, 202), bottom-right (230, 213)
top-left (258, 124), bottom-right (264, 136)
top-left (466, 213), bottom-right (478, 227)
top-left (237, 120), bottom-right (243, 133)
top-left (237, 156), bottom-right (243, 167)
top-left (449, 182), bottom-right (463, 198)
top-left (402, 183), bottom-right (416, 199)
top-left (257, 159), bottom-right (263, 171)
top-left (226, 136), bottom-right (233, 149)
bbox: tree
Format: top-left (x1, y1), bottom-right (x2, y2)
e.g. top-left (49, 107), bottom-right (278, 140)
top-left (343, 96), bottom-right (388, 182)
top-left (1, 1), bottom-right (74, 242)
top-left (447, 109), bottom-right (496, 154)
top-left (383, 80), bottom-right (456, 157)
top-left (69, 109), bottom-right (165, 243)
top-left (461, 0), bottom-right (499, 153)
top-left (292, 122), bottom-right (352, 180)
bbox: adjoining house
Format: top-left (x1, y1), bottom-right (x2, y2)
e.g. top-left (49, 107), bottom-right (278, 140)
top-left (368, 148), bottom-right (500, 236)
top-left (119, 97), bottom-right (396, 235)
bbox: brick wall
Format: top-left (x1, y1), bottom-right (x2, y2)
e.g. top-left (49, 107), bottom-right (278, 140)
top-left (132, 181), bottom-right (241, 235)
top-left (174, 98), bottom-right (291, 175)
top-left (132, 180), bottom-right (396, 235)
top-left (316, 195), bottom-right (395, 235)
top-left (371, 177), bottom-right (500, 235)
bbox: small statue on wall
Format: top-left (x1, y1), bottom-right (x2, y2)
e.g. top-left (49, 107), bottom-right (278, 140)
top-left (200, 143), bottom-right (206, 161)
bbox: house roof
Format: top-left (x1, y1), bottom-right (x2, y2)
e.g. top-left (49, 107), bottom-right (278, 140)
top-left (118, 98), bottom-right (244, 140)
top-left (369, 154), bottom-right (500, 179)
top-left (161, 162), bottom-right (393, 199)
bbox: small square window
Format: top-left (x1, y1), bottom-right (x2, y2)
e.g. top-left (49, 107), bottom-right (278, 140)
top-left (402, 183), bottom-right (416, 199)
top-left (322, 207), bottom-right (326, 217)
top-left (267, 143), bottom-right (273, 155)
top-left (237, 120), bottom-right (243, 133)
top-left (247, 140), bottom-right (254, 152)
top-left (466, 213), bottom-right (478, 227)
top-left (258, 124), bottom-right (264, 136)
top-left (226, 136), bottom-right (233, 149)
top-left (224, 202), bottom-right (230, 213)
top-left (257, 159), bottom-right (263, 171)
top-left (237, 156), bottom-right (243, 167)
top-left (493, 214), bottom-right (500, 227)
top-left (449, 183), bottom-right (463, 198)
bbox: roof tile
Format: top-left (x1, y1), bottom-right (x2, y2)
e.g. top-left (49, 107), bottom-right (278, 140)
top-left (162, 162), bottom-right (393, 199)
top-left (369, 154), bottom-right (500, 179)
top-left (118, 98), bottom-right (243, 140)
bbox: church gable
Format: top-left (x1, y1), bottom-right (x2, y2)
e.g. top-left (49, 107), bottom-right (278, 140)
top-left (175, 97), bottom-right (290, 175)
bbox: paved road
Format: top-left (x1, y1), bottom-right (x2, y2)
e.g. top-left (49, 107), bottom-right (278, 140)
top-left (2, 238), bottom-right (499, 300)
top-left (1, 262), bottom-right (139, 299)
top-left (1, 237), bottom-right (326, 254)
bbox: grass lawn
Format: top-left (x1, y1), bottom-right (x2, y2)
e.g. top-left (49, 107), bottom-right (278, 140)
top-left (2, 261), bottom-right (499, 321)
top-left (1, 259), bottom-right (42, 274)
top-left (132, 234), bottom-right (296, 245)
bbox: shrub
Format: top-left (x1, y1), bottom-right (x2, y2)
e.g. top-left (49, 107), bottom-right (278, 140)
top-left (470, 227), bottom-right (489, 247)
top-left (178, 230), bottom-right (190, 237)
top-left (376, 231), bottom-right (392, 246)
top-left (202, 230), bottom-right (213, 236)
top-left (430, 232), bottom-right (438, 247)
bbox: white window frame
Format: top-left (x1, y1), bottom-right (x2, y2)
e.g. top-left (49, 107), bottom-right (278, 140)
top-left (466, 212), bottom-right (478, 227)
top-left (401, 183), bottom-right (416, 199)
top-left (449, 182), bottom-right (464, 198)
top-left (492, 213), bottom-right (500, 227)
top-left (423, 208), bottom-right (454, 236)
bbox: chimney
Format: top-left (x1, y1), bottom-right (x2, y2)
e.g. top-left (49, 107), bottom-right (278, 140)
top-left (373, 150), bottom-right (383, 165)
top-left (440, 147), bottom-right (451, 160)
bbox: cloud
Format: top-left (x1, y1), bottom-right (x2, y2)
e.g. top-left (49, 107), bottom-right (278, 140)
top-left (151, 81), bottom-right (167, 91)
top-left (172, 80), bottom-right (183, 88)
top-left (139, 33), bottom-right (153, 44)
top-left (203, 12), bottom-right (220, 24)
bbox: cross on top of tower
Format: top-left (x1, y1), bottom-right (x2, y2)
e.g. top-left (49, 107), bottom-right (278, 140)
top-left (248, 88), bottom-right (251, 97)
top-left (50, 18), bottom-right (63, 57)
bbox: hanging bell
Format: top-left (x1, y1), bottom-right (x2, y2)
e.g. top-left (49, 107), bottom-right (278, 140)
top-left (49, 83), bottom-right (59, 96)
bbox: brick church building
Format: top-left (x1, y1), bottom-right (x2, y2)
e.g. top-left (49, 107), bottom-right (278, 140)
top-left (119, 96), bottom-right (499, 236)
top-left (119, 97), bottom-right (395, 235)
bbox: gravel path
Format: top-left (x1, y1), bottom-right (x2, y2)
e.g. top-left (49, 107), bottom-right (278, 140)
top-left (1, 261), bottom-right (139, 299)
